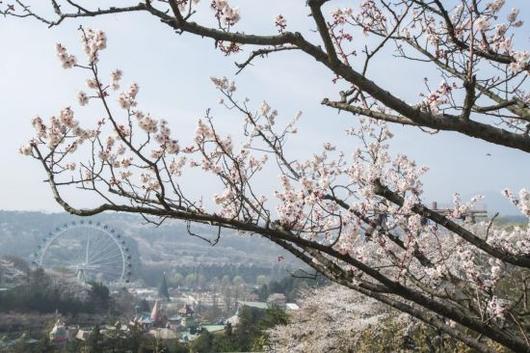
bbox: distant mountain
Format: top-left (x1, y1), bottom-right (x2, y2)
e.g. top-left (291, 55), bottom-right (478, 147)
top-left (0, 211), bottom-right (298, 274)
top-left (497, 215), bottom-right (528, 225)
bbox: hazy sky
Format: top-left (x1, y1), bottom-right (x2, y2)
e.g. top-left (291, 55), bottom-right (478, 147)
top-left (0, 1), bottom-right (529, 214)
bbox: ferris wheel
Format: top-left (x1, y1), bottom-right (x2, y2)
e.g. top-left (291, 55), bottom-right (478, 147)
top-left (32, 220), bottom-right (132, 284)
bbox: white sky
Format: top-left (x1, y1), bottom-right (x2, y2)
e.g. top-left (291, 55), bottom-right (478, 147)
top-left (0, 1), bottom-right (529, 214)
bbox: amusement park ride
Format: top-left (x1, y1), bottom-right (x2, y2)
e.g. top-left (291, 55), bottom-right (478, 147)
top-left (32, 220), bottom-right (133, 285)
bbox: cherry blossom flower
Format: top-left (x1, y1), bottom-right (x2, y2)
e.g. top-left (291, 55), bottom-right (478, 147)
top-left (211, 0), bottom-right (240, 27)
top-left (77, 91), bottom-right (88, 106)
top-left (18, 143), bottom-right (33, 156)
top-left (421, 81), bottom-right (453, 113)
top-left (111, 69), bottom-right (122, 90)
top-left (56, 43), bottom-right (76, 69)
top-left (210, 76), bottom-right (236, 92)
top-left (509, 51), bottom-right (530, 73)
top-left (323, 142), bottom-right (336, 151)
top-left (59, 107), bottom-right (78, 128)
top-left (487, 0), bottom-right (505, 13)
top-left (475, 16), bottom-right (491, 31)
top-left (81, 28), bottom-right (107, 63)
top-left (138, 115), bottom-right (158, 133)
top-left (274, 15), bottom-right (287, 33)
top-left (507, 8), bottom-right (520, 23)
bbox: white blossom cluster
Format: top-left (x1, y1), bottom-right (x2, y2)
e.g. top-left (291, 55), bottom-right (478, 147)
top-left (211, 0), bottom-right (240, 27)
top-left (18, 22), bottom-right (530, 347)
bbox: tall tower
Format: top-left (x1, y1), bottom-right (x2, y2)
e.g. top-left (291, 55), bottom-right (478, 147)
top-left (158, 272), bottom-right (170, 301)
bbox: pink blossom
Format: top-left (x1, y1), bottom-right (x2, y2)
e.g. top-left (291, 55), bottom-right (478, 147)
top-left (111, 69), bottom-right (123, 90)
top-left (56, 43), bottom-right (77, 69)
top-left (211, 0), bottom-right (240, 27)
top-left (475, 16), bottom-right (490, 31)
top-left (18, 144), bottom-right (33, 156)
top-left (77, 91), bottom-right (88, 106)
top-left (274, 15), bottom-right (287, 33)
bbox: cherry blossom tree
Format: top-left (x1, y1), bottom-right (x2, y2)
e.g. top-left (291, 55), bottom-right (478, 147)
top-left (267, 284), bottom-right (511, 353)
top-left (3, 1), bottom-right (530, 352)
top-left (267, 285), bottom-right (391, 353)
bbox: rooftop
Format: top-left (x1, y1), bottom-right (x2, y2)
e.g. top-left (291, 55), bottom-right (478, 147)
top-left (238, 301), bottom-right (268, 310)
top-left (202, 325), bottom-right (225, 333)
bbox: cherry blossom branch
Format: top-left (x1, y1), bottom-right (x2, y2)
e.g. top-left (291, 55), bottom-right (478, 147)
top-left (235, 46), bottom-right (299, 75)
top-left (322, 99), bottom-right (418, 126)
top-left (424, 0), bottom-right (530, 70)
top-left (308, 0), bottom-right (339, 65)
top-left (10, 2), bottom-right (530, 351)
top-left (373, 179), bottom-right (530, 268)
top-left (5, 0), bottom-right (530, 152)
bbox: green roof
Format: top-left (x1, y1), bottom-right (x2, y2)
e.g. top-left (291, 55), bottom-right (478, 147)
top-left (202, 325), bottom-right (225, 333)
top-left (239, 301), bottom-right (268, 309)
